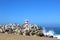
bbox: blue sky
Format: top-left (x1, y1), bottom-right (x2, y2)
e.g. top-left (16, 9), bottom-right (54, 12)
top-left (0, 0), bottom-right (60, 25)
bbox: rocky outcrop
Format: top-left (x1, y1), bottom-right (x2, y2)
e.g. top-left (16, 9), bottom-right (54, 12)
top-left (0, 24), bottom-right (44, 37)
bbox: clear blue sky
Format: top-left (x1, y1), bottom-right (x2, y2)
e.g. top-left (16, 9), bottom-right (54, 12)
top-left (0, 0), bottom-right (60, 25)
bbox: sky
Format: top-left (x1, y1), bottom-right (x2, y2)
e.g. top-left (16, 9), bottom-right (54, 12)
top-left (0, 0), bottom-right (60, 26)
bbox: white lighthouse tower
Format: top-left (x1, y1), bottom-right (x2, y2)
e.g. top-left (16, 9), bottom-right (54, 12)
top-left (24, 19), bottom-right (28, 25)
top-left (23, 19), bottom-right (29, 28)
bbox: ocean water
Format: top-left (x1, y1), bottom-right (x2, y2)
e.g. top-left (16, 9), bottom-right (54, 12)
top-left (42, 26), bottom-right (60, 39)
top-left (44, 27), bottom-right (60, 34)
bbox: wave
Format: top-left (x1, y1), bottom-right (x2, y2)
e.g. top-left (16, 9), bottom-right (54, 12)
top-left (43, 27), bottom-right (60, 39)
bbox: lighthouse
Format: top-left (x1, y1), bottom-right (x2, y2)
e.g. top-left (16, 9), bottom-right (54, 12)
top-left (24, 19), bottom-right (28, 25)
top-left (23, 19), bottom-right (29, 28)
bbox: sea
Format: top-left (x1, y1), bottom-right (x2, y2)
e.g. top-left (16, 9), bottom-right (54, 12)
top-left (42, 26), bottom-right (60, 39)
top-left (44, 27), bottom-right (60, 34)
